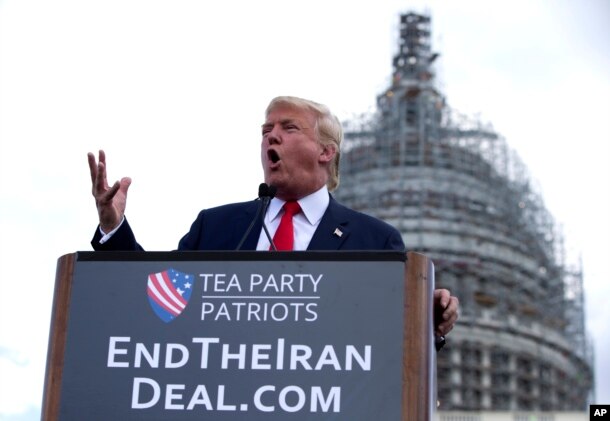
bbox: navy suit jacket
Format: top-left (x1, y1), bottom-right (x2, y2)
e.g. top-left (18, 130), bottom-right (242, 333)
top-left (92, 196), bottom-right (405, 252)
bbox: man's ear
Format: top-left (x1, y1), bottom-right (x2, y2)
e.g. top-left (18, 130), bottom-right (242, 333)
top-left (319, 144), bottom-right (336, 163)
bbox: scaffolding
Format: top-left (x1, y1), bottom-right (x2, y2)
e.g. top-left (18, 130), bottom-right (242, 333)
top-left (336, 12), bottom-right (593, 411)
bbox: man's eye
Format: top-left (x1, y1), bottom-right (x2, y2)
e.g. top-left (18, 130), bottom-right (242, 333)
top-left (285, 125), bottom-right (298, 131)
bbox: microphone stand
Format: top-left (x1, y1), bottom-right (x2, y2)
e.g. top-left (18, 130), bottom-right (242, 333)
top-left (260, 193), bottom-right (277, 251)
top-left (235, 183), bottom-right (277, 251)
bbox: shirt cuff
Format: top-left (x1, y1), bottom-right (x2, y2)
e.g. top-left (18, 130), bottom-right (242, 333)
top-left (98, 217), bottom-right (125, 244)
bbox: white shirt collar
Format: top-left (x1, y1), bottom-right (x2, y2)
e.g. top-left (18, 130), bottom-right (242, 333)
top-left (267, 185), bottom-right (329, 225)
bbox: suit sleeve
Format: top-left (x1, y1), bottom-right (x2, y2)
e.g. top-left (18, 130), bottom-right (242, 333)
top-left (384, 228), bottom-right (406, 251)
top-left (90, 217), bottom-right (144, 251)
top-left (176, 210), bottom-right (206, 250)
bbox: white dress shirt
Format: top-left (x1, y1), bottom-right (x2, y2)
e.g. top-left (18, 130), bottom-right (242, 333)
top-left (256, 185), bottom-right (329, 251)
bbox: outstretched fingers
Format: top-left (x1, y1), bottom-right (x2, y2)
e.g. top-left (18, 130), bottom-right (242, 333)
top-left (87, 152), bottom-right (97, 185)
top-left (88, 150), bottom-right (111, 196)
top-left (87, 149), bottom-right (133, 232)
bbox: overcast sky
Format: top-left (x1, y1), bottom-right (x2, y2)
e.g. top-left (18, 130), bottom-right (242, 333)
top-left (0, 0), bottom-right (609, 418)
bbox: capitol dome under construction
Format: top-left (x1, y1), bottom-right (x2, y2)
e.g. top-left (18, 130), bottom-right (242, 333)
top-left (335, 12), bottom-right (593, 411)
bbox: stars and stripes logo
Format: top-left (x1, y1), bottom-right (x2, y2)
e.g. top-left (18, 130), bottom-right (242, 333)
top-left (146, 268), bottom-right (195, 323)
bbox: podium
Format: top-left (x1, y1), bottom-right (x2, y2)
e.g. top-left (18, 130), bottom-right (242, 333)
top-left (42, 251), bottom-right (435, 420)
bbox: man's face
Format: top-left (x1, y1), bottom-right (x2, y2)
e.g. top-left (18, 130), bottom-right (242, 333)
top-left (261, 104), bottom-right (334, 200)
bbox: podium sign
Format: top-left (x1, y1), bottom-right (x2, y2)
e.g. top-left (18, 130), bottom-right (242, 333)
top-left (43, 251), bottom-right (434, 420)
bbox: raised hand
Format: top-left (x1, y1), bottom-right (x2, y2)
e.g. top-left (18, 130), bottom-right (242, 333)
top-left (87, 150), bottom-right (132, 232)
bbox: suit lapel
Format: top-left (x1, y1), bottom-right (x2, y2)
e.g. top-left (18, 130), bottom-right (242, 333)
top-left (235, 201), bottom-right (263, 250)
top-left (307, 197), bottom-right (351, 250)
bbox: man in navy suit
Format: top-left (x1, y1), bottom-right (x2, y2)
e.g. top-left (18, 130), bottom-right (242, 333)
top-left (88, 96), bottom-right (458, 338)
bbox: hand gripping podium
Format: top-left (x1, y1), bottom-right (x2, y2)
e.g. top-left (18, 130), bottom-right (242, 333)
top-left (43, 251), bottom-right (436, 420)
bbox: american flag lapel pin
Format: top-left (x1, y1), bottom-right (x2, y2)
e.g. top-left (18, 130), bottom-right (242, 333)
top-left (333, 228), bottom-right (343, 238)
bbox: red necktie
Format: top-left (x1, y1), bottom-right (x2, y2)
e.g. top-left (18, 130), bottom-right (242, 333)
top-left (271, 201), bottom-right (301, 251)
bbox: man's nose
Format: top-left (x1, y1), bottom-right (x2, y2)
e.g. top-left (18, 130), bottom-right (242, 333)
top-left (266, 126), bottom-right (282, 144)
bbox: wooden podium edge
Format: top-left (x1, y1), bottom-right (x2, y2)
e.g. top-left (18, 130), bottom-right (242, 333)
top-left (403, 251), bottom-right (435, 421)
top-left (41, 253), bottom-right (76, 421)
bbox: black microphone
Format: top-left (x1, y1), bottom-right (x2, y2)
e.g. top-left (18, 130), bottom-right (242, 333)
top-left (235, 183), bottom-right (277, 250)
top-left (260, 184), bottom-right (277, 251)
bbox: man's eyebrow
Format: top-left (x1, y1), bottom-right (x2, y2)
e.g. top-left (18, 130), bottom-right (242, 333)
top-left (261, 118), bottom-right (302, 128)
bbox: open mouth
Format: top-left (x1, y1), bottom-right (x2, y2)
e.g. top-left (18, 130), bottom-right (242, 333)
top-left (268, 149), bottom-right (280, 164)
